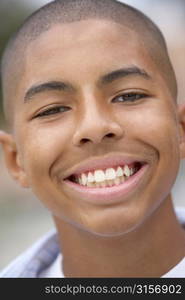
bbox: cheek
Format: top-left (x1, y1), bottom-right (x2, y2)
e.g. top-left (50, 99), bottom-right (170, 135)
top-left (128, 103), bottom-right (180, 191)
top-left (116, 102), bottom-right (180, 179)
top-left (143, 110), bottom-right (179, 160)
top-left (17, 121), bottom-right (73, 179)
top-left (122, 103), bottom-right (179, 153)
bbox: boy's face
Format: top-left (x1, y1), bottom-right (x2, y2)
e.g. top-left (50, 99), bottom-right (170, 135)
top-left (1, 20), bottom-right (184, 236)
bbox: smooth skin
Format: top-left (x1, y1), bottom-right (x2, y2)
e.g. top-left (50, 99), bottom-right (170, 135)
top-left (1, 19), bottom-right (185, 277)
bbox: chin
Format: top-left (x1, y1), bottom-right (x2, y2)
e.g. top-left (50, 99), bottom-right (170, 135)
top-left (79, 207), bottom-right (157, 238)
top-left (79, 221), bottom-right (142, 238)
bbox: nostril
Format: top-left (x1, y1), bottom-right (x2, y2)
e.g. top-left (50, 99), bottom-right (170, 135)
top-left (106, 133), bottom-right (115, 138)
top-left (80, 133), bottom-right (115, 144)
top-left (80, 138), bottom-right (91, 144)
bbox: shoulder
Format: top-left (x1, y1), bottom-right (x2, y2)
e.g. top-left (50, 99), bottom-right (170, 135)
top-left (175, 206), bottom-right (185, 229)
top-left (0, 229), bottom-right (59, 278)
top-left (162, 257), bottom-right (185, 277)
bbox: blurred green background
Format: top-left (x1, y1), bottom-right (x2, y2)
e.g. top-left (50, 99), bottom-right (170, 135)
top-left (0, 0), bottom-right (185, 270)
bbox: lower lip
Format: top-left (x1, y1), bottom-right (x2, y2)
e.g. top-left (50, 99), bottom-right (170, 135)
top-left (63, 164), bottom-right (149, 205)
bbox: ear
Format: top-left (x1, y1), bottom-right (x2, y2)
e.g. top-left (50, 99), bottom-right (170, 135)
top-left (0, 130), bottom-right (29, 188)
top-left (178, 104), bottom-right (185, 159)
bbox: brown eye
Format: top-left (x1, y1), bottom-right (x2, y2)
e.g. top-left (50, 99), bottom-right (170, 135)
top-left (112, 93), bottom-right (148, 103)
top-left (34, 106), bottom-right (71, 118)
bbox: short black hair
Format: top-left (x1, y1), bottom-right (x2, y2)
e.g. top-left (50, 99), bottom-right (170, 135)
top-left (1, 0), bottom-right (177, 126)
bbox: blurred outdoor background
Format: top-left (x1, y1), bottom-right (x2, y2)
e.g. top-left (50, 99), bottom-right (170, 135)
top-left (0, 0), bottom-right (185, 270)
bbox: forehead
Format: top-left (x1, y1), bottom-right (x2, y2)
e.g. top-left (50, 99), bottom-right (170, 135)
top-left (28, 19), bottom-right (137, 51)
top-left (12, 18), bottom-right (170, 104)
top-left (23, 19), bottom-right (157, 80)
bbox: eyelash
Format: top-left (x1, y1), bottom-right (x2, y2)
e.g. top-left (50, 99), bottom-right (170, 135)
top-left (112, 92), bottom-right (148, 103)
top-left (34, 92), bottom-right (147, 118)
top-left (34, 106), bottom-right (71, 118)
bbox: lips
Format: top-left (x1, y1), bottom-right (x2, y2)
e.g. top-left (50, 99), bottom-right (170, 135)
top-left (62, 154), bottom-right (149, 205)
top-left (63, 154), bottom-right (145, 179)
top-left (63, 163), bottom-right (148, 205)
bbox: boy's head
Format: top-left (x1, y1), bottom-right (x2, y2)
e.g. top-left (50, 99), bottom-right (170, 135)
top-left (0, 0), bottom-right (185, 237)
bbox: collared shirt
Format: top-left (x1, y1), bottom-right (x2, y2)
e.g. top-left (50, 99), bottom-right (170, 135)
top-left (1, 207), bottom-right (185, 278)
top-left (0, 229), bottom-right (60, 278)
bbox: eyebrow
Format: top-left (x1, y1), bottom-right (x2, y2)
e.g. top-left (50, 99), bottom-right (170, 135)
top-left (24, 66), bottom-right (151, 102)
top-left (98, 66), bottom-right (151, 86)
top-left (24, 81), bottom-right (75, 102)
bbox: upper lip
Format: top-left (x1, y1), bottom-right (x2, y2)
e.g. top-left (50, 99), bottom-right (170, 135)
top-left (63, 153), bottom-right (147, 179)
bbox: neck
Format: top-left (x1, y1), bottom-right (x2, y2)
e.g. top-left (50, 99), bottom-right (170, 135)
top-left (54, 198), bottom-right (185, 277)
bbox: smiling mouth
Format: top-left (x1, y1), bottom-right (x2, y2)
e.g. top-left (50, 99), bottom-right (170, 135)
top-left (65, 162), bottom-right (142, 188)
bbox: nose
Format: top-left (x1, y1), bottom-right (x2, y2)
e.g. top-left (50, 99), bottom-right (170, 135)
top-left (72, 99), bottom-right (124, 146)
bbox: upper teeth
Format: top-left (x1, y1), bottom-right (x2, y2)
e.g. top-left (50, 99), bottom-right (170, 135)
top-left (94, 170), bottom-right (106, 182)
top-left (79, 165), bottom-right (134, 186)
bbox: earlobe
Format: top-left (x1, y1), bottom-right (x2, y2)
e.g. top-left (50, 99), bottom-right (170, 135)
top-left (0, 131), bottom-right (29, 188)
top-left (178, 104), bottom-right (185, 159)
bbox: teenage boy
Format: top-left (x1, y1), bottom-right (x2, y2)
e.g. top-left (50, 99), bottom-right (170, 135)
top-left (0, 0), bottom-right (185, 277)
